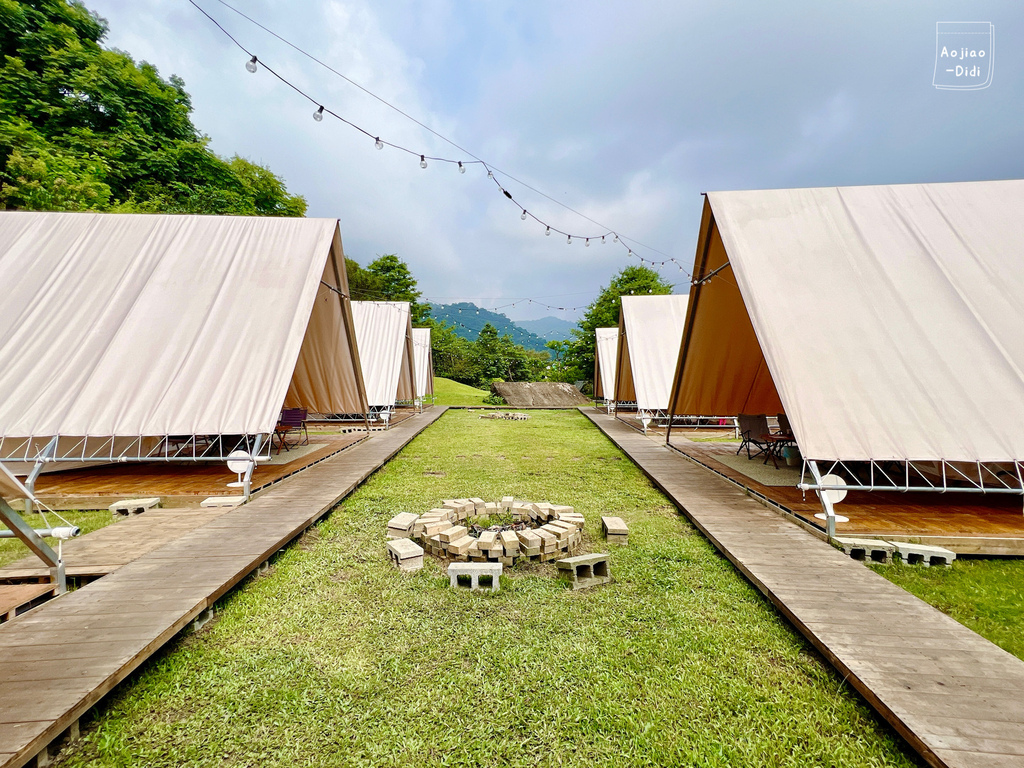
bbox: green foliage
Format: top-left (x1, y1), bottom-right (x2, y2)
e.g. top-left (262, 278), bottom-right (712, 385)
top-left (552, 265), bottom-right (674, 383)
top-left (345, 257), bottom-right (384, 301)
top-left (365, 253), bottom-right (431, 323)
top-left (0, 0), bottom-right (305, 214)
top-left (424, 319), bottom-right (545, 389)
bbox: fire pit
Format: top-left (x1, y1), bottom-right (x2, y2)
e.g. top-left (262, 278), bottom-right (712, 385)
top-left (387, 497), bottom-right (585, 565)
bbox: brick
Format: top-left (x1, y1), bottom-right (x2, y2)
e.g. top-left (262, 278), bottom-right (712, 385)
top-left (550, 504), bottom-right (574, 517)
top-left (440, 525), bottom-right (468, 543)
top-left (534, 528), bottom-right (559, 552)
top-left (482, 502), bottom-right (500, 514)
top-left (517, 530), bottom-right (542, 549)
top-left (500, 496), bottom-right (514, 511)
top-left (447, 536), bottom-right (476, 556)
top-left (548, 520), bottom-right (578, 536)
top-left (539, 523), bottom-right (570, 542)
top-left (558, 513), bottom-right (586, 528)
top-left (499, 530), bottom-right (520, 555)
top-left (422, 520), bottom-right (454, 537)
top-left (469, 497), bottom-right (487, 511)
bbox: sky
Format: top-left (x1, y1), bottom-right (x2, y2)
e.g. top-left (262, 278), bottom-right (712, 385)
top-left (84, 0), bottom-right (1024, 322)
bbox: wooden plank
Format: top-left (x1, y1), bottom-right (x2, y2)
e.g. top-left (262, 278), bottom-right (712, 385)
top-left (585, 410), bottom-right (1024, 768)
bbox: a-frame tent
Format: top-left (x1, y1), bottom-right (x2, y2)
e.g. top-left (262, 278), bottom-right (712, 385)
top-left (613, 295), bottom-right (689, 424)
top-left (351, 301), bottom-right (416, 418)
top-left (0, 212), bottom-right (368, 470)
top-left (412, 327), bottom-right (435, 403)
top-left (669, 181), bottom-right (1024, 515)
top-left (593, 328), bottom-right (619, 406)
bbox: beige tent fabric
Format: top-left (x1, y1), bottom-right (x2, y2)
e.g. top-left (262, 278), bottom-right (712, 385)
top-left (398, 312), bottom-right (416, 403)
top-left (614, 295), bottom-right (689, 413)
top-left (0, 212), bottom-right (349, 444)
top-left (284, 227), bottom-right (368, 416)
top-left (351, 301), bottom-right (413, 409)
top-left (412, 328), bottom-right (435, 398)
top-left (594, 328), bottom-right (619, 400)
top-left (675, 180), bottom-right (1024, 462)
top-left (671, 199), bottom-right (784, 418)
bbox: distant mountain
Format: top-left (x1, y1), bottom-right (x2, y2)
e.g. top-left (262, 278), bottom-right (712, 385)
top-left (431, 303), bottom-right (551, 353)
top-left (515, 316), bottom-right (578, 342)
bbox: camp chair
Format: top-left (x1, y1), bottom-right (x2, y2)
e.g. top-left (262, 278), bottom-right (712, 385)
top-left (274, 408), bottom-right (309, 454)
top-left (736, 413), bottom-right (771, 459)
top-left (777, 413), bottom-right (793, 438)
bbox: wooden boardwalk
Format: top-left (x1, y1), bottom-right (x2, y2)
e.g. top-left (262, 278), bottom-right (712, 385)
top-left (585, 410), bottom-right (1024, 768)
top-left (0, 408), bottom-right (445, 768)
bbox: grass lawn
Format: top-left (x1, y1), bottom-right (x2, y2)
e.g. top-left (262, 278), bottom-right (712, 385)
top-left (432, 376), bottom-right (488, 406)
top-left (871, 558), bottom-right (1024, 661)
top-left (0, 508), bottom-right (113, 568)
top-left (58, 411), bottom-right (919, 767)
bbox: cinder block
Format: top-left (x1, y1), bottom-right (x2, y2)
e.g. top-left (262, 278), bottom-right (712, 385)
top-left (557, 552), bottom-right (612, 590)
top-left (387, 539), bottom-right (424, 573)
top-left (110, 497), bottom-right (160, 517)
top-left (448, 562), bottom-right (501, 592)
top-left (893, 542), bottom-right (956, 567)
top-left (834, 537), bottom-right (896, 564)
top-left (387, 512), bottom-right (419, 538)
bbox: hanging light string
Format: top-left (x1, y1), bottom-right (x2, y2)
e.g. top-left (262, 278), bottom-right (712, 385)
top-left (185, 0), bottom-right (693, 277)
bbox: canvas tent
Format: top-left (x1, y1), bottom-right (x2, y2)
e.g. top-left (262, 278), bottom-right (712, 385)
top-left (351, 301), bottom-right (415, 416)
top-left (0, 212), bottom-right (368, 471)
top-left (593, 328), bottom-right (619, 405)
top-left (670, 180), bottom-right (1024, 500)
top-left (614, 295), bottom-right (689, 419)
top-left (412, 327), bottom-right (435, 402)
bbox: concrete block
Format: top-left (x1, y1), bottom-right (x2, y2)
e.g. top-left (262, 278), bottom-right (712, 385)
top-left (387, 539), bottom-right (424, 573)
top-left (109, 497), bottom-right (160, 517)
top-left (200, 495), bottom-right (245, 508)
top-left (893, 542), bottom-right (956, 567)
top-left (601, 516), bottom-right (629, 545)
top-left (834, 537), bottom-right (896, 564)
top-left (448, 562), bottom-right (502, 592)
top-left (557, 552), bottom-right (612, 590)
top-left (439, 525), bottom-right (468, 543)
top-left (387, 512), bottom-right (419, 538)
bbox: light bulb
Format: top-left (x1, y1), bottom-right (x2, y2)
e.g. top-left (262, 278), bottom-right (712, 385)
top-left (313, 106), bottom-right (324, 122)
top-left (628, 249), bottom-right (633, 257)
top-left (585, 238), bottom-right (590, 247)
top-left (375, 137), bottom-right (383, 150)
top-left (245, 55), bottom-right (258, 73)
top-left (487, 170), bottom-right (494, 179)
top-left (521, 210), bottom-right (527, 221)
top-left (458, 161), bottom-right (465, 174)
top-left (420, 155), bottom-right (427, 169)
top-left (602, 235), bottom-right (606, 244)
top-left (545, 226), bottom-right (550, 236)
top-left (613, 234), bottom-right (619, 243)
top-left (567, 235), bottom-right (572, 244)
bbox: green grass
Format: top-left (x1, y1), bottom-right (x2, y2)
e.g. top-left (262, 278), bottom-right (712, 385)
top-left (871, 558), bottom-right (1024, 661)
top-left (0, 508), bottom-right (114, 568)
top-left (432, 376), bottom-right (488, 406)
top-left (57, 411), bottom-right (919, 768)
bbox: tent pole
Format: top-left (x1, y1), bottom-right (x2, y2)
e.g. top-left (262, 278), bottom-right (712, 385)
top-left (0, 496), bottom-right (65, 593)
top-left (807, 460), bottom-right (837, 539)
top-left (23, 436), bottom-right (58, 515)
top-left (242, 435), bottom-right (264, 502)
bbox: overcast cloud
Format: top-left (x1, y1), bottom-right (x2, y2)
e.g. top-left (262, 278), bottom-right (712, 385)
top-left (85, 0), bottom-right (1024, 320)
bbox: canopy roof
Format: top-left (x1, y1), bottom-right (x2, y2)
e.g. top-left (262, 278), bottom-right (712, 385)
top-left (614, 295), bottom-right (689, 413)
top-left (0, 212), bottom-right (366, 454)
top-left (594, 328), bottom-right (619, 400)
top-left (412, 327), bottom-right (435, 399)
top-left (351, 301), bottom-right (415, 409)
top-left (671, 180), bottom-right (1024, 463)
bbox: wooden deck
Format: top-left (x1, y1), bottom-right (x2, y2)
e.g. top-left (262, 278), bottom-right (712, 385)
top-left (586, 411), bottom-right (1024, 768)
top-left (0, 584), bottom-right (55, 623)
top-left (30, 433), bottom-right (367, 509)
top-left (0, 408), bottom-right (446, 768)
top-left (669, 438), bottom-right (1024, 555)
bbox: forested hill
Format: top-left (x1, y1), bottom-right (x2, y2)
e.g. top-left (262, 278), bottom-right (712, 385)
top-left (431, 303), bottom-right (550, 352)
top-left (0, 0), bottom-right (304, 214)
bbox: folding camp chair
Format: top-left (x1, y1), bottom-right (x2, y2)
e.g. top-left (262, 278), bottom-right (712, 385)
top-left (777, 413), bottom-right (794, 438)
top-left (736, 413), bottom-right (771, 459)
top-left (273, 408), bottom-right (309, 454)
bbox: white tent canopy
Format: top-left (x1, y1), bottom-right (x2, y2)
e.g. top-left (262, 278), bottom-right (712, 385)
top-left (0, 212), bottom-right (367, 463)
top-left (614, 295), bottom-right (689, 413)
top-left (672, 180), bottom-right (1024, 464)
top-left (412, 327), bottom-right (435, 399)
top-left (351, 301), bottom-right (415, 410)
top-left (593, 328), bottom-right (619, 401)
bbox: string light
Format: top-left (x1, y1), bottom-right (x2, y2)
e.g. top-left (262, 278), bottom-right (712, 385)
top-left (585, 238), bottom-right (590, 247)
top-left (188, 0), bottom-right (694, 280)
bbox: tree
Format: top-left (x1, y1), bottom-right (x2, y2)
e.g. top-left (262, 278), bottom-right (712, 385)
top-left (345, 258), bottom-right (384, 301)
top-left (560, 265), bottom-right (675, 383)
top-left (366, 253), bottom-right (431, 323)
top-left (0, 0), bottom-right (305, 215)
